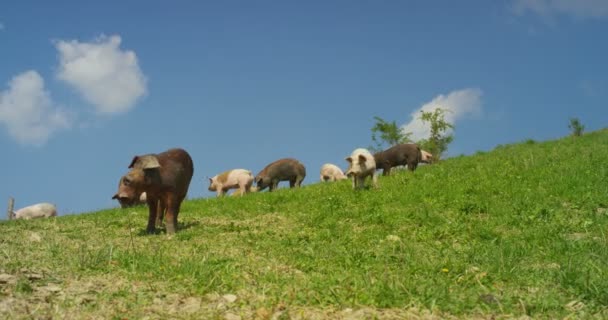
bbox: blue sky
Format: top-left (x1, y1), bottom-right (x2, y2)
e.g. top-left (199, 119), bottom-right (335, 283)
top-left (1, 1), bottom-right (607, 216)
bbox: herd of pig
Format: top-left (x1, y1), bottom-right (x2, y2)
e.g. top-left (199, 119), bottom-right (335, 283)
top-left (10, 144), bottom-right (433, 235)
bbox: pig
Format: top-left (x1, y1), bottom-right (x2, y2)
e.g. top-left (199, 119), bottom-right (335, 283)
top-left (208, 169), bottom-right (254, 197)
top-left (254, 158), bottom-right (306, 192)
top-left (320, 163), bottom-right (347, 182)
top-left (420, 150), bottom-right (433, 164)
top-left (345, 148), bottom-right (378, 189)
top-left (112, 148), bottom-right (194, 235)
top-left (373, 143), bottom-right (421, 176)
top-left (12, 203), bottom-right (57, 220)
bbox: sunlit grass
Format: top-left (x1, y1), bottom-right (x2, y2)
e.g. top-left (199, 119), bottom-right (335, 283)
top-left (1, 129), bottom-right (607, 319)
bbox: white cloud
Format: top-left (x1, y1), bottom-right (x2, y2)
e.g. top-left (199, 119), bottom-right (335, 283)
top-left (0, 71), bottom-right (71, 146)
top-left (400, 88), bottom-right (483, 141)
top-left (55, 35), bottom-right (147, 115)
top-left (513, 0), bottom-right (608, 20)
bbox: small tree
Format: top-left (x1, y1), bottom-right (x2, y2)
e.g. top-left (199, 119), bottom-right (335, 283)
top-left (418, 108), bottom-right (453, 162)
top-left (370, 116), bottom-right (412, 152)
top-left (568, 117), bottom-right (585, 137)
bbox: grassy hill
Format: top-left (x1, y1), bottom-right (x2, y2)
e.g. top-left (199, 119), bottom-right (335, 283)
top-left (1, 130), bottom-right (607, 319)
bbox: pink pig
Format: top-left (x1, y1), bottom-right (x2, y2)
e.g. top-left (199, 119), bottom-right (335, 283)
top-left (208, 169), bottom-right (254, 197)
top-left (345, 148), bottom-right (378, 190)
top-left (320, 163), bottom-right (347, 182)
top-left (420, 150), bottom-right (433, 164)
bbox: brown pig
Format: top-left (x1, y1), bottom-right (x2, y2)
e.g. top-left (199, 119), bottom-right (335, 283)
top-left (112, 148), bottom-right (194, 234)
top-left (208, 169), bottom-right (254, 197)
top-left (373, 143), bottom-right (421, 176)
top-left (345, 148), bottom-right (378, 189)
top-left (254, 158), bottom-right (306, 192)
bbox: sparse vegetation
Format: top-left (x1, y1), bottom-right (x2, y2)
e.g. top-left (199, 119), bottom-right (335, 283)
top-left (417, 108), bottom-right (454, 162)
top-left (370, 116), bottom-right (412, 152)
top-left (1, 129), bottom-right (608, 319)
top-left (569, 117), bottom-right (585, 137)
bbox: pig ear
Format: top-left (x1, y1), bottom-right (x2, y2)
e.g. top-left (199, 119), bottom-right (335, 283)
top-left (129, 155), bottom-right (161, 169)
top-left (358, 154), bottom-right (367, 163)
top-left (345, 157), bottom-right (352, 163)
top-left (208, 177), bottom-right (213, 183)
top-left (128, 156), bottom-right (139, 168)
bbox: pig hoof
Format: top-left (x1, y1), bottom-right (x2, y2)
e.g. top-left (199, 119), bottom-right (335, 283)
top-left (146, 227), bottom-right (156, 235)
top-left (166, 224), bottom-right (176, 235)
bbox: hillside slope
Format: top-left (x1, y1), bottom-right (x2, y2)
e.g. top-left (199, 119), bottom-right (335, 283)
top-left (1, 130), bottom-right (607, 319)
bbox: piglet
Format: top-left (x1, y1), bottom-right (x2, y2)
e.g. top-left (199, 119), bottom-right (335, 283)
top-left (320, 163), bottom-right (347, 182)
top-left (12, 203), bottom-right (57, 220)
top-left (208, 169), bottom-right (254, 197)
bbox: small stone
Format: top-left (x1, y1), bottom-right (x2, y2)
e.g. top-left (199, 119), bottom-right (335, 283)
top-left (180, 297), bottom-right (201, 314)
top-left (205, 292), bottom-right (220, 301)
top-left (385, 235), bottom-right (401, 242)
top-left (223, 294), bottom-right (237, 303)
top-left (479, 294), bottom-right (499, 305)
top-left (25, 273), bottom-right (43, 280)
top-left (256, 307), bottom-right (271, 319)
top-left (29, 232), bottom-right (42, 242)
top-left (224, 312), bottom-right (241, 320)
top-left (565, 300), bottom-right (585, 311)
top-left (42, 284), bottom-right (62, 293)
top-left (0, 274), bottom-right (15, 284)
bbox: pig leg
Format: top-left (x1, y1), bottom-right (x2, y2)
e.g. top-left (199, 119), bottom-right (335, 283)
top-left (238, 183), bottom-right (247, 196)
top-left (164, 196), bottom-right (178, 235)
top-left (269, 180), bottom-right (279, 192)
top-left (408, 161), bottom-right (418, 172)
top-left (351, 176), bottom-right (356, 189)
top-left (372, 173), bottom-right (378, 188)
top-left (295, 176), bottom-right (304, 187)
top-left (383, 166), bottom-right (391, 176)
top-left (155, 199), bottom-right (165, 228)
top-left (289, 178), bottom-right (296, 188)
top-left (244, 180), bottom-right (252, 194)
top-left (146, 199), bottom-right (159, 234)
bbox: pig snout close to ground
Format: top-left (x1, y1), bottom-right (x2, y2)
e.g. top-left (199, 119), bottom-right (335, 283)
top-left (208, 169), bottom-right (254, 197)
top-left (420, 150), bottom-right (433, 164)
top-left (12, 203), bottom-right (57, 220)
top-left (373, 143), bottom-right (421, 176)
top-left (115, 186), bottom-right (147, 208)
top-left (113, 148), bottom-right (194, 235)
top-left (320, 163), bottom-right (347, 182)
top-left (255, 158), bottom-right (306, 192)
top-left (345, 148), bottom-right (378, 190)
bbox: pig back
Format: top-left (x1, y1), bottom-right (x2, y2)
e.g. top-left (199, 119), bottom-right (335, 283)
top-left (376, 143), bottom-right (419, 165)
top-left (261, 158), bottom-right (305, 180)
top-left (155, 148), bottom-right (194, 198)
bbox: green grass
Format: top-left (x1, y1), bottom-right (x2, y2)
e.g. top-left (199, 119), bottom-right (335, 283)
top-left (1, 129), bottom-right (608, 319)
